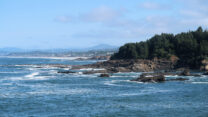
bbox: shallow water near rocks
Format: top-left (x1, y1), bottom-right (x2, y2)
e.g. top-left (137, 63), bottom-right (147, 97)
top-left (0, 57), bottom-right (208, 117)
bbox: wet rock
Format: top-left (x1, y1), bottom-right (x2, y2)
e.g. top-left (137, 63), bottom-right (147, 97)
top-left (180, 69), bottom-right (190, 76)
top-left (57, 71), bottom-right (75, 74)
top-left (113, 67), bottom-right (131, 73)
top-left (83, 70), bottom-right (107, 74)
top-left (203, 72), bottom-right (208, 75)
top-left (72, 59), bottom-right (176, 73)
top-left (179, 69), bottom-right (201, 77)
top-left (167, 78), bottom-right (189, 81)
top-left (131, 73), bottom-right (165, 83)
top-left (201, 59), bottom-right (208, 71)
top-left (99, 73), bottom-right (110, 77)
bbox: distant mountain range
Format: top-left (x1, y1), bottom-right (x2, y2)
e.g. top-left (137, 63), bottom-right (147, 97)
top-left (86, 44), bottom-right (118, 51)
top-left (0, 44), bottom-right (118, 56)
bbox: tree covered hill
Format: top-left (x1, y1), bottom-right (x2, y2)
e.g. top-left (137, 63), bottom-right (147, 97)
top-left (111, 27), bottom-right (208, 69)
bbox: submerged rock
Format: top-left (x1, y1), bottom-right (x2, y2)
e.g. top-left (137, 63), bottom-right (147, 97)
top-left (57, 71), bottom-right (75, 74)
top-left (167, 78), bottom-right (189, 81)
top-left (99, 73), bottom-right (110, 77)
top-left (203, 72), bottom-right (208, 75)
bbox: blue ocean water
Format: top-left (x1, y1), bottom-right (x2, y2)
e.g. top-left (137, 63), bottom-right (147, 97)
top-left (0, 57), bottom-right (208, 117)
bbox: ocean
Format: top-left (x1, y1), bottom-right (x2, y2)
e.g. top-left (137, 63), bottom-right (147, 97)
top-left (0, 57), bottom-right (208, 117)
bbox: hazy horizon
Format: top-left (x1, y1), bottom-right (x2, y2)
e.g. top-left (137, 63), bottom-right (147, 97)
top-left (1, 0), bottom-right (208, 49)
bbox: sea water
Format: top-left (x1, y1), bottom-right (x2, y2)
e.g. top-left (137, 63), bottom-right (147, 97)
top-left (0, 57), bottom-right (208, 117)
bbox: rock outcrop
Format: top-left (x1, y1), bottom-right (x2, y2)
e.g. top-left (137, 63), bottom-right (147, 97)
top-left (131, 73), bottom-right (189, 83)
top-left (99, 74), bottom-right (110, 77)
top-left (203, 72), bottom-right (208, 75)
top-left (179, 69), bottom-right (201, 77)
top-left (83, 70), bottom-right (107, 74)
top-left (131, 73), bottom-right (165, 83)
top-left (180, 69), bottom-right (190, 76)
top-left (201, 59), bottom-right (208, 71)
top-left (72, 59), bottom-right (176, 73)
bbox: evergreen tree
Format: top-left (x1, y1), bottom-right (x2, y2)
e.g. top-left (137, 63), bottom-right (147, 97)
top-left (111, 27), bottom-right (208, 68)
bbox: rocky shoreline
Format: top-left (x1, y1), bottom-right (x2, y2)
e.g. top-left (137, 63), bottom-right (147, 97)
top-left (71, 59), bottom-right (176, 73)
top-left (56, 59), bottom-right (208, 83)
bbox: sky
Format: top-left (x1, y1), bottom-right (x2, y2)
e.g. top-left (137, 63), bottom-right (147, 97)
top-left (0, 0), bottom-right (208, 49)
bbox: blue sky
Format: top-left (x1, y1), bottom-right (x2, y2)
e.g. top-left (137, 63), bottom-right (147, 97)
top-left (0, 0), bottom-right (208, 49)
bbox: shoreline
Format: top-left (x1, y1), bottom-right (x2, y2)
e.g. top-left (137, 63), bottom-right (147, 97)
top-left (0, 56), bottom-right (90, 60)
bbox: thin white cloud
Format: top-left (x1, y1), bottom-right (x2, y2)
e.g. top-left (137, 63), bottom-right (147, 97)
top-left (180, 10), bottom-right (204, 17)
top-left (55, 0), bottom-right (207, 44)
top-left (81, 6), bottom-right (122, 22)
top-left (141, 2), bottom-right (161, 9)
top-left (140, 2), bottom-right (170, 10)
top-left (178, 0), bottom-right (208, 27)
top-left (54, 16), bottom-right (71, 23)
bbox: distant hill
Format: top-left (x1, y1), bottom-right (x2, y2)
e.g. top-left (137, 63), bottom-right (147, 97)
top-left (1, 44), bottom-right (118, 57)
top-left (86, 44), bottom-right (118, 51)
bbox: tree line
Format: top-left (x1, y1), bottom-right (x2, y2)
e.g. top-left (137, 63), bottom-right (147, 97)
top-left (111, 27), bottom-right (208, 68)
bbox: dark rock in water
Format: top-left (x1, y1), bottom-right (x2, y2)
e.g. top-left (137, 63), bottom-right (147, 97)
top-left (180, 69), bottom-right (190, 76)
top-left (203, 72), bottom-right (208, 75)
top-left (83, 70), bottom-right (107, 74)
top-left (192, 74), bottom-right (202, 77)
top-left (57, 71), bottom-right (75, 74)
top-left (179, 69), bottom-right (201, 77)
top-left (99, 74), bottom-right (110, 77)
top-left (167, 78), bottom-right (189, 81)
top-left (131, 73), bottom-right (165, 83)
top-left (132, 73), bottom-right (190, 83)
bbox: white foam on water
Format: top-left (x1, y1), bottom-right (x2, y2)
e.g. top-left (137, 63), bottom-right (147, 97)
top-left (200, 75), bottom-right (208, 78)
top-left (164, 75), bottom-right (179, 77)
top-left (25, 72), bottom-right (39, 78)
top-left (8, 76), bottom-right (28, 81)
top-left (7, 75), bottom-right (49, 81)
top-left (1, 83), bottom-right (14, 86)
top-left (0, 71), bottom-right (23, 74)
top-left (110, 75), bottom-right (137, 78)
top-left (49, 70), bottom-right (58, 74)
top-left (27, 88), bottom-right (95, 95)
top-left (73, 74), bottom-right (98, 78)
top-left (139, 87), bottom-right (171, 95)
top-left (186, 75), bottom-right (208, 82)
top-left (103, 80), bottom-right (139, 87)
top-left (30, 76), bottom-right (51, 80)
top-left (15, 64), bottom-right (34, 67)
top-left (27, 68), bottom-right (37, 71)
top-left (103, 81), bottom-right (121, 86)
top-left (93, 68), bottom-right (106, 71)
top-left (9, 72), bottom-right (52, 80)
top-left (78, 72), bottom-right (83, 74)
top-left (191, 82), bottom-right (208, 84)
top-left (68, 72), bottom-right (98, 78)
top-left (63, 68), bottom-right (69, 70)
top-left (79, 68), bottom-right (105, 71)
top-left (79, 68), bottom-right (93, 71)
top-left (119, 93), bottom-right (144, 96)
top-left (118, 87), bottom-right (171, 97)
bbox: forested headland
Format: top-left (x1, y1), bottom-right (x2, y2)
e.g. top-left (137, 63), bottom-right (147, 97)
top-left (111, 27), bottom-right (208, 69)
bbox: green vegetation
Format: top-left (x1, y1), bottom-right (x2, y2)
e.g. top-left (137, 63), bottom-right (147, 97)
top-left (111, 27), bottom-right (208, 68)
